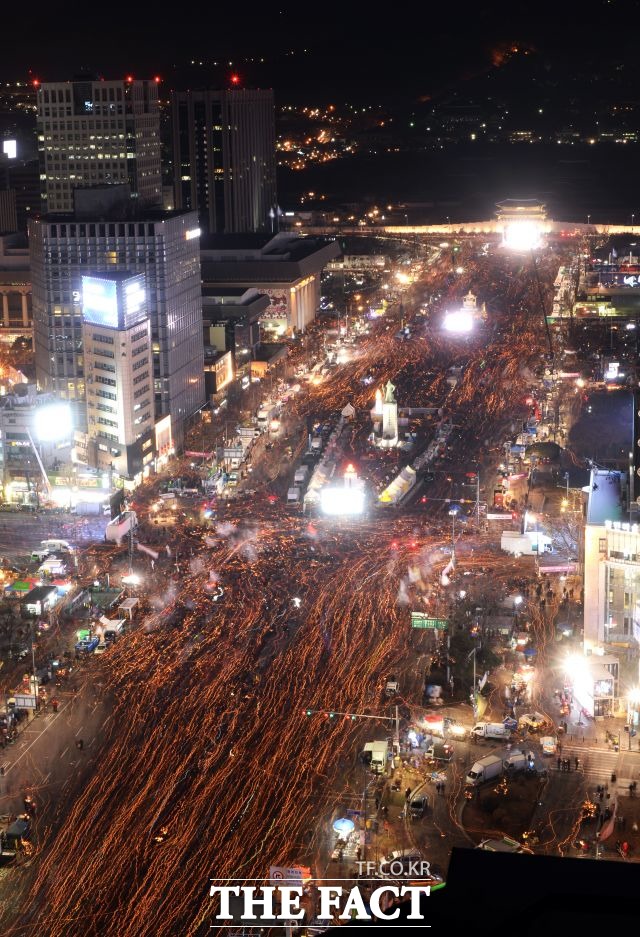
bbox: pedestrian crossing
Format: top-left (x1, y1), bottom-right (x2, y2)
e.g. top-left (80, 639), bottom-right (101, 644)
top-left (561, 743), bottom-right (619, 784)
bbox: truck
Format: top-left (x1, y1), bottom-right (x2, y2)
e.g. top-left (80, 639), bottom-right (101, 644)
top-left (287, 487), bottom-right (301, 504)
top-left (362, 740), bottom-right (389, 774)
top-left (503, 749), bottom-right (530, 772)
top-left (38, 559), bottom-right (67, 577)
top-left (500, 530), bottom-right (553, 556)
top-left (465, 754), bottom-right (503, 787)
top-left (75, 636), bottom-right (100, 655)
top-left (257, 402), bottom-right (279, 431)
top-left (477, 836), bottom-right (532, 854)
top-left (294, 466), bottom-right (309, 486)
top-left (40, 539), bottom-right (74, 555)
top-left (385, 675), bottom-right (399, 698)
top-left (105, 511), bottom-right (138, 545)
top-left (100, 616), bottom-right (125, 642)
top-left (427, 741), bottom-right (454, 762)
top-left (74, 501), bottom-right (101, 516)
top-left (471, 722), bottom-right (512, 741)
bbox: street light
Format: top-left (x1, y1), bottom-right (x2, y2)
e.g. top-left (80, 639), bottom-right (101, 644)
top-left (513, 594), bottom-right (523, 626)
top-left (448, 507), bottom-right (458, 559)
top-left (467, 646), bottom-right (478, 720)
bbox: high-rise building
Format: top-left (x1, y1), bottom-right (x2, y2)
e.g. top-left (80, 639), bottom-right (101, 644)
top-left (82, 273), bottom-right (155, 480)
top-left (29, 188), bottom-right (205, 446)
top-left (37, 78), bottom-right (162, 213)
top-left (172, 89), bottom-right (277, 234)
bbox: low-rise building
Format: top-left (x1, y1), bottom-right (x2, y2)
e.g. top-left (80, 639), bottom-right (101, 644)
top-left (0, 385), bottom-right (74, 503)
top-left (203, 349), bottom-right (234, 397)
top-left (202, 286), bottom-right (268, 366)
top-left (0, 233), bottom-right (31, 342)
top-left (200, 232), bottom-right (340, 337)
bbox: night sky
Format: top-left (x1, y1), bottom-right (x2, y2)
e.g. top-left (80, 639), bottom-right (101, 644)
top-left (5, 0), bottom-right (640, 100)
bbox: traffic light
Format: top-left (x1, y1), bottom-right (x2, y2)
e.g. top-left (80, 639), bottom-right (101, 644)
top-left (305, 709), bottom-right (313, 717)
top-left (329, 711), bottom-right (336, 719)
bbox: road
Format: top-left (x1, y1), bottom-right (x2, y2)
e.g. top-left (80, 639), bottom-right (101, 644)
top-left (0, 236), bottom-right (589, 936)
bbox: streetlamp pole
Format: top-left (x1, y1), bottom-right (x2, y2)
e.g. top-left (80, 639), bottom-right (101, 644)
top-left (467, 646), bottom-right (478, 720)
top-left (30, 618), bottom-right (37, 704)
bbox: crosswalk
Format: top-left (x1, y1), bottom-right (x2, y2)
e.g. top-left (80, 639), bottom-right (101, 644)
top-left (561, 743), bottom-right (619, 785)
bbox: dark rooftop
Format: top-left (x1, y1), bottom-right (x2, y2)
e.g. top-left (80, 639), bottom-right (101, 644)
top-left (24, 585), bottom-right (58, 602)
top-left (202, 286), bottom-right (250, 298)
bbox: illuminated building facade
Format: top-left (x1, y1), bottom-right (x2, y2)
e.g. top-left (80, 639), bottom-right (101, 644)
top-left (172, 89), bottom-right (277, 234)
top-left (37, 79), bottom-right (162, 213)
top-left (29, 197), bottom-right (205, 445)
top-left (82, 273), bottom-right (154, 480)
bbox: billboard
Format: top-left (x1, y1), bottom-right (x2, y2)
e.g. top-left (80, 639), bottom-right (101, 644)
top-left (82, 276), bottom-right (118, 328)
top-left (596, 271), bottom-right (640, 287)
top-left (124, 279), bottom-right (145, 319)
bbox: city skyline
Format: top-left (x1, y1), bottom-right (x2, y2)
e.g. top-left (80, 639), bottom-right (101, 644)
top-left (1, 6), bottom-right (640, 932)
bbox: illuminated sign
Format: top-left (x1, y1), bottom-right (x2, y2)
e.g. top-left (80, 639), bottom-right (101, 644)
top-left (2, 139), bottom-right (17, 160)
top-left (411, 613), bottom-right (448, 630)
top-left (82, 276), bottom-right (118, 328)
top-left (185, 227), bottom-right (201, 241)
top-left (124, 280), bottom-right (145, 317)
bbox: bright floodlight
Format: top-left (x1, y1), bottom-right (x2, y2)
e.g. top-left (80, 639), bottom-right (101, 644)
top-left (321, 486), bottom-right (365, 516)
top-left (443, 310), bottom-right (474, 333)
top-left (503, 221), bottom-right (542, 251)
top-left (34, 402), bottom-right (73, 441)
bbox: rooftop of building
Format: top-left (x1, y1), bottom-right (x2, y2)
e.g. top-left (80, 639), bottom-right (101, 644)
top-left (202, 286), bottom-right (251, 298)
top-left (496, 198), bottom-right (547, 210)
top-left (254, 342), bottom-right (288, 363)
top-left (203, 346), bottom-right (232, 363)
top-left (200, 231), bottom-right (340, 263)
top-left (585, 468), bottom-right (624, 525)
top-left (24, 585), bottom-right (58, 602)
top-left (32, 184), bottom-right (195, 225)
top-left (34, 207), bottom-right (191, 224)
